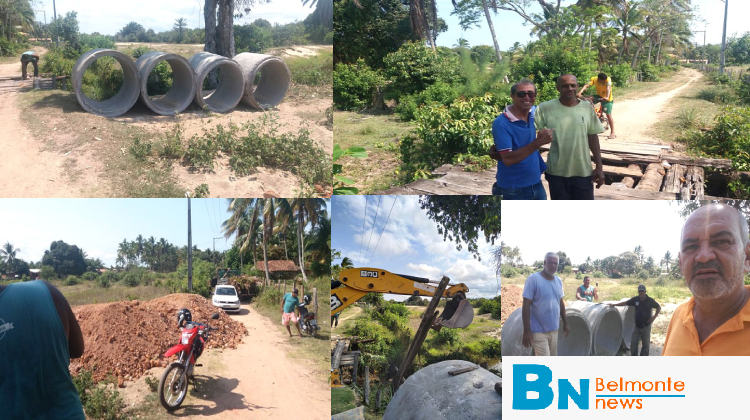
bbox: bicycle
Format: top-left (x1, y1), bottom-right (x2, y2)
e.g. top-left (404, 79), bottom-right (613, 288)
top-left (581, 96), bottom-right (609, 131)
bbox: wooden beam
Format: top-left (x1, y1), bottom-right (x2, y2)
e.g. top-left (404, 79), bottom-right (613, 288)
top-left (660, 153), bottom-right (733, 170)
top-left (332, 340), bottom-right (347, 370)
top-left (635, 163), bottom-right (665, 191)
top-left (663, 164), bottom-right (685, 194)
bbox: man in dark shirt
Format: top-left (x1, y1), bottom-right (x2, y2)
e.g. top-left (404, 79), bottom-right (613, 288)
top-left (609, 284), bottom-right (661, 356)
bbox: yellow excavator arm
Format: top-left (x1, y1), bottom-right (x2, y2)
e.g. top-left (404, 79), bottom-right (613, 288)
top-left (331, 267), bottom-right (473, 328)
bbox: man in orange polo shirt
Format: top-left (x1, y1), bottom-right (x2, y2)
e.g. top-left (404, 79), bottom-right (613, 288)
top-left (662, 204), bottom-right (750, 355)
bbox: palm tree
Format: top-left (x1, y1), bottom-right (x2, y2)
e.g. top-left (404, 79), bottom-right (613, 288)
top-left (225, 198), bottom-right (281, 286)
top-left (0, 241), bottom-right (20, 271)
top-left (173, 17), bottom-right (187, 41)
top-left (661, 250), bottom-right (672, 272)
top-left (286, 199), bottom-right (327, 283)
top-left (340, 257), bottom-right (354, 268)
top-left (306, 216), bottom-right (331, 268)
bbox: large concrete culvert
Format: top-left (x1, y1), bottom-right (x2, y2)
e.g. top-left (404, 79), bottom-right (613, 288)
top-left (557, 307), bottom-right (592, 356)
top-left (568, 302), bottom-right (623, 356)
top-left (383, 360), bottom-right (502, 420)
top-left (135, 52), bottom-right (196, 116)
top-left (189, 52), bottom-right (244, 113)
top-left (72, 49), bottom-right (141, 118)
top-left (603, 299), bottom-right (636, 351)
top-left (233, 52), bottom-right (290, 110)
top-left (500, 308), bottom-right (532, 357)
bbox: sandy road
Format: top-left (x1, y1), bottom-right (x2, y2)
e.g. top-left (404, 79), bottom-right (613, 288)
top-left (169, 303), bottom-right (330, 419)
top-left (0, 45), bottom-right (79, 197)
top-left (599, 67), bottom-right (703, 145)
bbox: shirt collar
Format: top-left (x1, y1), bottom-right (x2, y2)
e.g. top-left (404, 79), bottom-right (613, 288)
top-left (504, 105), bottom-right (534, 122)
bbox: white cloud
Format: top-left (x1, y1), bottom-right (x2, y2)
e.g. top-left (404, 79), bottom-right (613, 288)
top-left (405, 263), bottom-right (442, 280)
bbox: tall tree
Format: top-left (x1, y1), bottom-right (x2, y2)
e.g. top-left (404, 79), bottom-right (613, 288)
top-left (0, 241), bottom-right (20, 271)
top-left (451, 0), bottom-right (502, 63)
top-left (174, 17), bottom-right (188, 42)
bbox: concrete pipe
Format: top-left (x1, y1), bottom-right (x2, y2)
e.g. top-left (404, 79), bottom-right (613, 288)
top-left (189, 52), bottom-right (244, 113)
top-left (557, 307), bottom-right (592, 356)
top-left (603, 299), bottom-right (636, 351)
top-left (72, 49), bottom-right (140, 118)
top-left (568, 302), bottom-right (623, 356)
top-left (135, 52), bottom-right (196, 116)
top-left (500, 308), bottom-right (532, 357)
top-left (383, 360), bottom-right (502, 420)
top-left (233, 52), bottom-right (291, 110)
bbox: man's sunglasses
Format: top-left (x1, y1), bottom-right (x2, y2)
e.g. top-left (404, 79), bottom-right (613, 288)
top-left (516, 91), bottom-right (536, 98)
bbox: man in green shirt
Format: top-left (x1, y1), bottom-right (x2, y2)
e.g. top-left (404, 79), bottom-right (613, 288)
top-left (20, 50), bottom-right (40, 80)
top-left (280, 288), bottom-right (303, 337)
top-left (535, 74), bottom-right (605, 199)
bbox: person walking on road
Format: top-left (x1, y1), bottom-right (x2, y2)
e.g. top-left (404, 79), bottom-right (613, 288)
top-left (281, 288), bottom-right (303, 337)
top-left (609, 284), bottom-right (661, 356)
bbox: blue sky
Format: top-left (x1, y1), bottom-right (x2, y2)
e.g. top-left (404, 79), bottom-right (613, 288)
top-left (434, 0), bottom-right (745, 51)
top-left (0, 199), bottom-right (330, 267)
top-left (501, 200), bottom-right (689, 268)
top-left (332, 196), bottom-right (500, 299)
top-left (35, 0), bottom-right (314, 36)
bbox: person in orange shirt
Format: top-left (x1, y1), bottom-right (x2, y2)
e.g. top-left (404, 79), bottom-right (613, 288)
top-left (662, 203), bottom-right (750, 355)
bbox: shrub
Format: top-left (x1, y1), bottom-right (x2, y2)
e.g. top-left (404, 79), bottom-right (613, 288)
top-left (593, 271), bottom-right (605, 278)
top-left (382, 42), bottom-right (464, 99)
top-left (63, 275), bottom-right (79, 286)
top-left (333, 59), bottom-right (384, 111)
top-left (80, 33), bottom-right (115, 49)
top-left (97, 276), bottom-right (111, 288)
top-left (500, 265), bottom-right (517, 278)
top-left (82, 271), bottom-right (97, 281)
top-left (479, 338), bottom-right (501, 358)
top-left (655, 276), bottom-right (666, 286)
top-left (688, 106), bottom-right (750, 172)
top-left (430, 328), bottom-right (459, 347)
top-left (122, 272), bottom-right (140, 287)
top-left (677, 106), bottom-right (700, 129)
top-left (394, 82), bottom-right (460, 121)
top-left (128, 136), bottom-right (152, 161)
top-left (40, 265), bottom-right (56, 280)
top-left (145, 376), bottom-right (158, 392)
top-left (131, 46), bottom-right (152, 59)
top-left (697, 86), bottom-right (739, 104)
top-left (602, 63), bottom-right (634, 88)
top-left (414, 93), bottom-right (501, 166)
top-left (637, 270), bottom-right (649, 280)
top-left (638, 62), bottom-right (660, 82)
top-left (73, 369), bottom-right (124, 420)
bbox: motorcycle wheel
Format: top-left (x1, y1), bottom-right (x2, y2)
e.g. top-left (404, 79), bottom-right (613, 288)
top-left (158, 362), bottom-right (188, 411)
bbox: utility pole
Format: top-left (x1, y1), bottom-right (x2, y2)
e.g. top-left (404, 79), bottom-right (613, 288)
top-left (52, 0), bottom-right (59, 46)
top-left (213, 237), bottom-right (223, 267)
top-left (720, 0), bottom-right (728, 75)
top-left (187, 194), bottom-right (193, 291)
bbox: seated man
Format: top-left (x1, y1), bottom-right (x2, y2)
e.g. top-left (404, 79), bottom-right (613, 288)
top-left (21, 51), bottom-right (40, 80)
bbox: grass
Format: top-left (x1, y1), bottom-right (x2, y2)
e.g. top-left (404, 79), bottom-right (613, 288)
top-left (501, 273), bottom-right (693, 305)
top-left (251, 276), bottom-right (332, 383)
top-left (53, 281), bottom-right (174, 307)
top-left (333, 111), bottom-right (415, 193)
top-left (331, 387), bottom-right (358, 415)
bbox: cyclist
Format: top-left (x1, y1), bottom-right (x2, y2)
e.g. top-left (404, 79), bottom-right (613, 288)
top-left (578, 72), bottom-right (616, 139)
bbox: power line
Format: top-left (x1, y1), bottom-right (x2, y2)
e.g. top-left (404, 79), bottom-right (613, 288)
top-left (204, 199), bottom-right (216, 236)
top-left (358, 196), bottom-right (368, 266)
top-left (367, 196), bottom-right (397, 265)
top-left (364, 196), bottom-right (382, 265)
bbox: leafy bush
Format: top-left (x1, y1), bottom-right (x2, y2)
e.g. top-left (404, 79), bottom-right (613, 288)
top-left (97, 275), bottom-right (111, 288)
top-left (0, 38), bottom-right (27, 57)
top-left (480, 338), bottom-right (501, 358)
top-left (500, 265), bottom-right (517, 278)
top-left (413, 93), bottom-right (501, 166)
top-left (395, 81), bottom-right (460, 121)
top-left (478, 299), bottom-right (500, 316)
top-left (145, 376), bottom-right (158, 392)
top-left (80, 34), bottom-right (115, 49)
top-left (128, 136), bottom-right (153, 161)
top-left (509, 43), bottom-right (596, 103)
top-left (131, 46), bottom-right (153, 59)
top-left (122, 272), bottom-right (140, 287)
top-left (145, 61), bottom-right (173, 96)
top-left (638, 62), bottom-right (660, 82)
top-left (593, 271), bottom-right (605, 278)
top-left (602, 63), bottom-right (634, 88)
top-left (63, 275), bottom-right (79, 286)
top-left (81, 56), bottom-right (124, 101)
top-left (637, 270), bottom-right (649, 280)
top-left (82, 272), bottom-right (97, 281)
top-left (382, 42), bottom-right (464, 99)
top-left (430, 328), bottom-right (459, 347)
top-left (697, 86), bottom-right (738, 104)
top-left (73, 369), bottom-right (124, 420)
top-left (333, 59), bottom-right (384, 111)
top-left (40, 265), bottom-right (56, 280)
top-left (689, 105), bottom-right (750, 171)
top-left (655, 276), bottom-right (666, 286)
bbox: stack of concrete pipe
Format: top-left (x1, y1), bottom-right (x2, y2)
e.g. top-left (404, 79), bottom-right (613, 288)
top-left (71, 48), bottom-right (291, 117)
top-left (567, 301), bottom-right (623, 356)
top-left (500, 307), bottom-right (592, 356)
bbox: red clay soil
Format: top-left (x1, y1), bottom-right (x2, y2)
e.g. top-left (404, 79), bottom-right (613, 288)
top-left (501, 284), bottom-right (523, 327)
top-left (70, 294), bottom-right (247, 384)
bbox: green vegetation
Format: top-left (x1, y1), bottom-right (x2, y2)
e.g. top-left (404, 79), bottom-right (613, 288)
top-left (331, 387), bottom-right (358, 415)
top-left (72, 369), bottom-right (125, 419)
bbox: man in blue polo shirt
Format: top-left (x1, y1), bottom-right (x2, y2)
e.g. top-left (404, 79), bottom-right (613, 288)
top-left (489, 79), bottom-right (554, 200)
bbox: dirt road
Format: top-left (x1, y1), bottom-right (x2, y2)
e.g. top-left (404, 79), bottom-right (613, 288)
top-left (600, 68), bottom-right (703, 144)
top-left (0, 46), bottom-right (80, 197)
top-left (124, 303), bottom-right (330, 419)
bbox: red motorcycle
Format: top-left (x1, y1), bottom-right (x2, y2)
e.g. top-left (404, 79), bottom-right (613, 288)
top-left (158, 309), bottom-right (220, 411)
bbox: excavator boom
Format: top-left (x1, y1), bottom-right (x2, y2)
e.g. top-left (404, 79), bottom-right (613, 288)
top-left (331, 267), bottom-right (474, 328)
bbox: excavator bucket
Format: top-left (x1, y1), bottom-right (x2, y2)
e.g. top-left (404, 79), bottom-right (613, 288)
top-left (435, 298), bottom-right (474, 329)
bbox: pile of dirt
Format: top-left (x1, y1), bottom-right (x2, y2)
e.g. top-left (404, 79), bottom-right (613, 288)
top-left (70, 293), bottom-right (248, 383)
top-left (500, 284), bottom-right (523, 326)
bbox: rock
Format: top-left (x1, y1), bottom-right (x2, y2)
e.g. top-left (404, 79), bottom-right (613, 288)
top-left (263, 191), bottom-right (281, 198)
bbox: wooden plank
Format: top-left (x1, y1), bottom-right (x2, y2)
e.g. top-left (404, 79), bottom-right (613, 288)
top-left (332, 340), bottom-right (347, 370)
top-left (635, 163), bottom-right (665, 191)
top-left (381, 179), bottom-right (488, 196)
top-left (364, 367), bottom-right (370, 406)
top-left (659, 153), bottom-right (733, 170)
top-left (686, 166), bottom-right (705, 200)
top-left (595, 184), bottom-right (679, 200)
top-left (597, 163), bottom-right (643, 178)
top-left (663, 164), bottom-right (685, 194)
